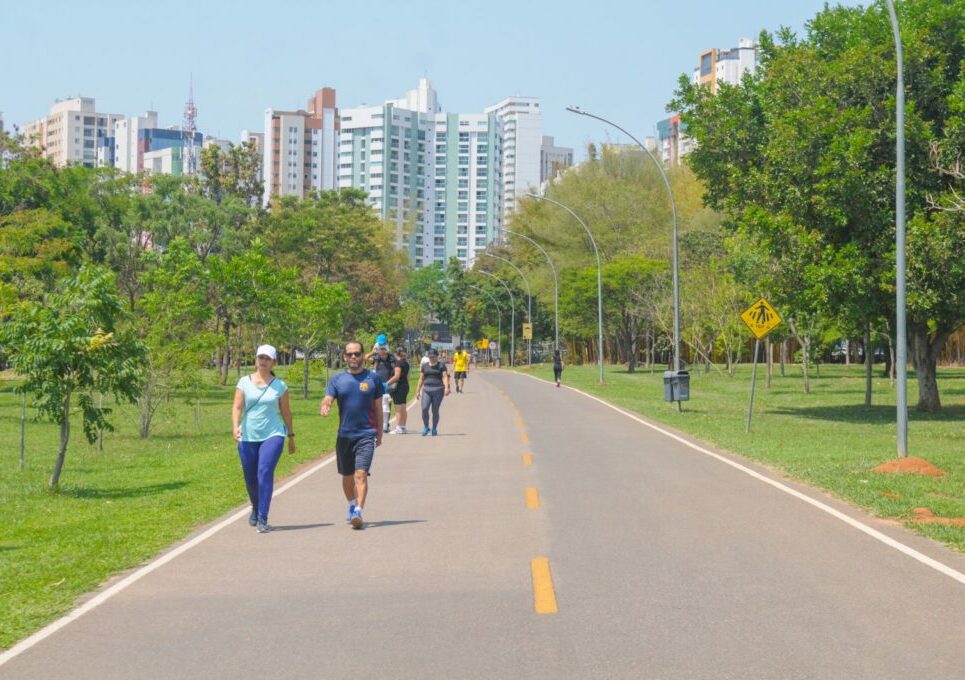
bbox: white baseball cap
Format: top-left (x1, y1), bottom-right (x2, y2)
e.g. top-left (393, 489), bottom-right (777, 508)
top-left (255, 344), bottom-right (277, 360)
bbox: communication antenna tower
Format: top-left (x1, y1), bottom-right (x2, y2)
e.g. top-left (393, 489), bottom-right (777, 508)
top-left (182, 76), bottom-right (198, 176)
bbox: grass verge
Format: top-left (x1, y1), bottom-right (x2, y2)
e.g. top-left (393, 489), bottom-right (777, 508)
top-left (0, 367), bottom-right (416, 650)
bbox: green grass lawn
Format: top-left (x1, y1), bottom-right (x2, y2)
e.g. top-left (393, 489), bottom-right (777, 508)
top-left (0, 365), bottom-right (417, 650)
top-left (517, 361), bottom-right (965, 552)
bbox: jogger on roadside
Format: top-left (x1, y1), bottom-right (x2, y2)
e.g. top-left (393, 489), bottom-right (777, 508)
top-left (553, 349), bottom-right (564, 388)
top-left (321, 341), bottom-right (383, 529)
top-left (415, 347), bottom-right (450, 436)
top-left (232, 344), bottom-right (295, 533)
top-left (452, 344), bottom-right (470, 394)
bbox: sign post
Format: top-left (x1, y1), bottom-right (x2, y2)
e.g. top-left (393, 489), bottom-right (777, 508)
top-left (740, 298), bottom-right (783, 433)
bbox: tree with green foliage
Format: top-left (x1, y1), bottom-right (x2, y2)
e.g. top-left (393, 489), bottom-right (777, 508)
top-left (0, 267), bottom-right (145, 489)
top-left (671, 0), bottom-right (965, 410)
top-left (135, 239), bottom-right (218, 437)
top-left (283, 280), bottom-right (349, 398)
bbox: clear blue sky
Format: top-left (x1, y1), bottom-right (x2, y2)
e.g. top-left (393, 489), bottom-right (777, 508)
top-left (2, 0), bottom-right (858, 158)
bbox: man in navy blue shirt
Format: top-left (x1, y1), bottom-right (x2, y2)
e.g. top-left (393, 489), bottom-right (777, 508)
top-left (321, 340), bottom-right (384, 529)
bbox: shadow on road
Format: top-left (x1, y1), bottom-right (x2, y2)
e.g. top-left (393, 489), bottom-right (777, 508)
top-left (270, 523), bottom-right (332, 532)
top-left (362, 519), bottom-right (426, 529)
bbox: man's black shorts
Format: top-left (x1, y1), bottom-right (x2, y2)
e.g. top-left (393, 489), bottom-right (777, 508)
top-left (336, 435), bottom-right (376, 475)
top-left (454, 371), bottom-right (467, 380)
top-left (391, 384), bottom-right (409, 405)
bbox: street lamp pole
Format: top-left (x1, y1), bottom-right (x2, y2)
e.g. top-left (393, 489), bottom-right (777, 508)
top-left (885, 0), bottom-right (908, 458)
top-left (475, 269), bottom-right (516, 367)
top-left (565, 105), bottom-right (682, 376)
top-left (526, 192), bottom-right (605, 384)
top-left (466, 283), bottom-right (501, 367)
top-left (480, 252), bottom-right (533, 367)
top-left (504, 228), bottom-right (559, 352)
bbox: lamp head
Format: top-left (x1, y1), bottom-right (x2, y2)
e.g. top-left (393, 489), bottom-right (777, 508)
top-left (566, 105), bottom-right (586, 115)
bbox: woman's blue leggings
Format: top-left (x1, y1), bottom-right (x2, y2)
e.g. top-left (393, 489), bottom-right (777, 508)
top-left (238, 436), bottom-right (285, 521)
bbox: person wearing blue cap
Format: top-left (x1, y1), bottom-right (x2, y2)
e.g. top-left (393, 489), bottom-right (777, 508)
top-left (365, 334), bottom-right (401, 433)
top-left (231, 344), bottom-right (295, 533)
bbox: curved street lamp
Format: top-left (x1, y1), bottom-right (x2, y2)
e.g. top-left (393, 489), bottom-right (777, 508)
top-left (479, 251), bottom-right (533, 367)
top-left (885, 0), bottom-right (908, 458)
top-left (465, 283), bottom-right (502, 367)
top-left (474, 269), bottom-right (516, 367)
top-left (565, 105), bottom-right (682, 382)
top-left (525, 192), bottom-right (605, 384)
top-left (503, 228), bottom-right (559, 352)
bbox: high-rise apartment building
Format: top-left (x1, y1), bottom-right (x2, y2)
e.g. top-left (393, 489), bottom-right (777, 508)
top-left (485, 97), bottom-right (543, 218)
top-left (693, 38), bottom-right (758, 93)
top-left (338, 79), bottom-right (503, 268)
top-left (655, 114), bottom-right (694, 167)
top-left (539, 135), bottom-right (573, 184)
top-left (262, 87), bottom-right (338, 206)
top-left (21, 97), bottom-right (124, 168)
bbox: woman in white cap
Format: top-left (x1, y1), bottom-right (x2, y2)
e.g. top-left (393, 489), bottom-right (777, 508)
top-left (231, 344), bottom-right (295, 533)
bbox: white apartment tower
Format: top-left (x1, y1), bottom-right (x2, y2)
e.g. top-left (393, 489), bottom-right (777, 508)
top-left (263, 87), bottom-right (338, 206)
top-left (693, 38), bottom-right (758, 93)
top-left (338, 79), bottom-right (502, 268)
top-left (21, 97), bottom-right (123, 168)
top-left (485, 97), bottom-right (543, 219)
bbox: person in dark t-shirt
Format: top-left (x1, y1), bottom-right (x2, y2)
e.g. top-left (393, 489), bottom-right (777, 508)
top-left (321, 341), bottom-right (384, 529)
top-left (389, 347), bottom-right (411, 434)
top-left (415, 347), bottom-right (451, 436)
top-left (365, 341), bottom-right (402, 433)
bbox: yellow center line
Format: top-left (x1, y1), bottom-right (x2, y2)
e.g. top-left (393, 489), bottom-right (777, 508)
top-left (531, 557), bottom-right (559, 614)
top-left (522, 453), bottom-right (533, 465)
top-left (525, 486), bottom-right (540, 509)
top-left (520, 431), bottom-right (529, 443)
top-left (516, 418), bottom-right (525, 429)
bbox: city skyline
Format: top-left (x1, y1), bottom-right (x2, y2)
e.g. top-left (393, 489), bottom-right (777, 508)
top-left (2, 0), bottom-right (850, 160)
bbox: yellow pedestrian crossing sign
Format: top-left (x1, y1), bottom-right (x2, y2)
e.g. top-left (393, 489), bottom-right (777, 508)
top-left (522, 323), bottom-right (533, 340)
top-left (740, 297), bottom-right (783, 339)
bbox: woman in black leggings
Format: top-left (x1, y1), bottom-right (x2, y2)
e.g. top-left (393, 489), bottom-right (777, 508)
top-left (415, 348), bottom-right (451, 436)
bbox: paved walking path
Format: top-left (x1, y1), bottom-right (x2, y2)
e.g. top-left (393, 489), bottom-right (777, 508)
top-left (3, 369), bottom-right (965, 679)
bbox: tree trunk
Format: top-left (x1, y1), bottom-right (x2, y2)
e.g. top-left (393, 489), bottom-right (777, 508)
top-left (303, 348), bottom-right (310, 399)
top-left (780, 338), bottom-right (788, 377)
top-left (219, 322), bottom-right (231, 386)
top-left (765, 338), bottom-right (773, 388)
top-left (909, 324), bottom-right (950, 412)
top-left (49, 393), bottom-right (71, 490)
top-left (864, 325), bottom-right (873, 407)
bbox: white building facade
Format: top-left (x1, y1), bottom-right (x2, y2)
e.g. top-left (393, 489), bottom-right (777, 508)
top-left (338, 79), bottom-right (503, 268)
top-left (485, 97), bottom-right (543, 219)
top-left (21, 97), bottom-right (123, 168)
top-left (263, 87), bottom-right (338, 206)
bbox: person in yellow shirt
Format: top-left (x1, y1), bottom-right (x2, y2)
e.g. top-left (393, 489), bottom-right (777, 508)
top-left (452, 345), bottom-right (470, 394)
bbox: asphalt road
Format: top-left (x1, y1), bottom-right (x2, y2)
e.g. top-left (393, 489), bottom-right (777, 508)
top-left (3, 369), bottom-right (965, 679)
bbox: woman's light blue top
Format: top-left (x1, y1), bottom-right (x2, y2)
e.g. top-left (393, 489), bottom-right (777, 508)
top-left (237, 375), bottom-right (288, 442)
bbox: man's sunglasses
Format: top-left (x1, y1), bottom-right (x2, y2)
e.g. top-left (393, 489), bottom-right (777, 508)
top-left (344, 351), bottom-right (363, 357)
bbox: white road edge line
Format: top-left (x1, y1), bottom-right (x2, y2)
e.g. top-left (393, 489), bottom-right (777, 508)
top-left (0, 395), bottom-right (421, 665)
top-left (0, 452), bottom-right (338, 665)
top-left (512, 370), bottom-right (965, 587)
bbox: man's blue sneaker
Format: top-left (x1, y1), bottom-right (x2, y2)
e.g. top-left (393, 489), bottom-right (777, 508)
top-left (350, 507), bottom-right (364, 529)
top-left (346, 503), bottom-right (356, 523)
top-left (256, 518), bottom-right (271, 533)
top-left (422, 427), bottom-right (430, 436)
top-left (248, 508), bottom-right (258, 527)
top-left (431, 428), bottom-right (438, 436)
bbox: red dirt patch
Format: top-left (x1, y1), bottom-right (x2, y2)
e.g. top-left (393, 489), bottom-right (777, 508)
top-left (910, 507), bottom-right (965, 527)
top-left (871, 456), bottom-right (945, 477)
